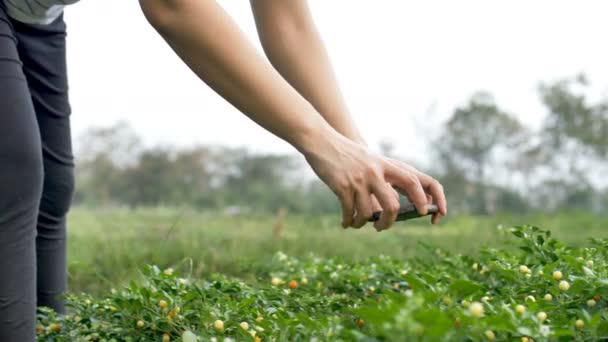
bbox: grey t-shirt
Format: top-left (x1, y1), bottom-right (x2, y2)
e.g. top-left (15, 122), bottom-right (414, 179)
top-left (4, 0), bottom-right (79, 24)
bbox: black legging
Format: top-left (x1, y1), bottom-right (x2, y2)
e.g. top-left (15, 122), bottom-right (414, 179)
top-left (0, 3), bottom-right (74, 341)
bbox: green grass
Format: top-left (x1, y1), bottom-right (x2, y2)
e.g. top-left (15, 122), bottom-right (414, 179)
top-left (66, 208), bottom-right (608, 295)
top-left (41, 225), bottom-right (608, 341)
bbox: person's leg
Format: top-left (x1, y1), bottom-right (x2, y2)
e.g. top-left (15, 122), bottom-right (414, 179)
top-left (0, 4), bottom-right (43, 341)
top-left (12, 15), bottom-right (74, 314)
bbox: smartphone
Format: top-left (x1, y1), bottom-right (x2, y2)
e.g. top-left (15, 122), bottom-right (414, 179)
top-left (369, 203), bottom-right (439, 222)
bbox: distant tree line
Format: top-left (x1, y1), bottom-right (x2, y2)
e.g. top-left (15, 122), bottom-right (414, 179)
top-left (74, 75), bottom-right (608, 215)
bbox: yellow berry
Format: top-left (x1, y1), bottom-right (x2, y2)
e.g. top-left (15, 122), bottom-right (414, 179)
top-left (214, 319), bottom-right (224, 331)
top-left (164, 268), bottom-right (174, 276)
top-left (473, 263), bottom-right (479, 270)
top-left (516, 304), bottom-right (526, 315)
top-left (301, 277), bottom-right (308, 285)
top-left (537, 311), bottom-right (547, 321)
top-left (256, 315), bottom-right (263, 322)
top-left (254, 337), bottom-right (262, 342)
top-left (271, 277), bottom-right (281, 286)
top-left (162, 333), bottom-right (170, 342)
top-left (159, 300), bottom-right (168, 309)
top-left (587, 299), bottom-right (597, 307)
top-left (462, 300), bottom-right (470, 308)
top-left (537, 270), bottom-right (544, 276)
top-left (587, 260), bottom-right (594, 268)
top-left (240, 322), bottom-right (249, 330)
top-left (136, 320), bottom-right (144, 328)
top-left (469, 302), bottom-right (484, 318)
top-left (179, 278), bottom-right (187, 285)
top-left (481, 296), bottom-right (490, 303)
top-left (484, 329), bottom-right (495, 341)
top-left (526, 295), bottom-right (536, 302)
top-left (443, 296), bottom-right (452, 305)
top-left (575, 319), bottom-right (584, 329)
top-left (521, 337), bottom-right (529, 342)
top-left (544, 294), bottom-right (553, 301)
top-left (559, 280), bottom-right (570, 292)
top-left (519, 265), bottom-right (531, 274)
top-left (552, 270), bottom-right (562, 281)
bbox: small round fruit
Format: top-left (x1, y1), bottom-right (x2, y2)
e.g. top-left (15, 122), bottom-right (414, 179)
top-left (356, 319), bottom-right (364, 327)
top-left (51, 323), bottom-right (61, 332)
top-left (519, 265), bottom-right (530, 274)
top-left (559, 280), bottom-right (570, 292)
top-left (443, 296), bottom-right (452, 305)
top-left (472, 263), bottom-right (478, 270)
top-left (537, 270), bottom-right (544, 276)
top-left (587, 260), bottom-right (594, 268)
top-left (544, 294), bottom-right (553, 301)
top-left (162, 333), bottom-right (170, 342)
top-left (181, 331), bottom-right (197, 342)
top-left (254, 337), bottom-right (262, 342)
top-left (587, 299), bottom-right (597, 307)
top-left (301, 277), bottom-right (308, 285)
top-left (469, 302), bottom-right (484, 318)
top-left (521, 337), bottom-right (529, 342)
top-left (484, 329), bottom-right (495, 341)
top-left (481, 296), bottom-right (490, 303)
top-left (575, 319), bottom-right (584, 329)
top-left (159, 300), bottom-right (168, 309)
top-left (271, 277), bottom-right (281, 286)
top-left (537, 311), bottom-right (547, 322)
top-left (214, 319), bottom-right (224, 331)
top-left (515, 304), bottom-right (526, 315)
top-left (462, 300), bottom-right (470, 308)
top-left (593, 295), bottom-right (600, 301)
top-left (289, 280), bottom-right (298, 289)
top-left (552, 270), bottom-right (562, 281)
top-left (136, 320), bottom-right (144, 328)
top-left (240, 322), bottom-right (249, 330)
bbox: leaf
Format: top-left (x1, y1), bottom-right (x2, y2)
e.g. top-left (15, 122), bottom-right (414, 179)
top-left (537, 235), bottom-right (545, 246)
top-left (449, 279), bottom-right (482, 298)
top-left (597, 321), bottom-right (608, 338)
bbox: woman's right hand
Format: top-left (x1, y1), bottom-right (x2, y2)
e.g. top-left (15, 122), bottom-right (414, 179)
top-left (303, 129), bottom-right (447, 231)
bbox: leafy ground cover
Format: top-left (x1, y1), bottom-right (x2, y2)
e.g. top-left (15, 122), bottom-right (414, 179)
top-left (38, 225), bottom-right (607, 341)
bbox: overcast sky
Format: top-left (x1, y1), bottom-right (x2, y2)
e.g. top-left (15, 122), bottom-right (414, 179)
top-left (64, 1), bottom-right (608, 163)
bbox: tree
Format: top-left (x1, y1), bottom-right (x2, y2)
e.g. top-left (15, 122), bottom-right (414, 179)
top-left (436, 92), bottom-right (527, 214)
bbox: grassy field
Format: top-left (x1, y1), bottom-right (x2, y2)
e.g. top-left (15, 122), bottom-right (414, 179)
top-left (66, 207), bottom-right (608, 295)
top-left (34, 209), bottom-right (608, 341)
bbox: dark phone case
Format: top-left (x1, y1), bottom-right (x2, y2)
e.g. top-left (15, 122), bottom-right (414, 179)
top-left (369, 203), bottom-right (439, 222)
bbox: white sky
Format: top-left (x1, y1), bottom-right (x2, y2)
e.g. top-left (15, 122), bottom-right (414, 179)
top-left (65, 1), bottom-right (608, 163)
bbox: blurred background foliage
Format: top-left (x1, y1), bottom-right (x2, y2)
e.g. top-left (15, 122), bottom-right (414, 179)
top-left (73, 74), bottom-right (608, 216)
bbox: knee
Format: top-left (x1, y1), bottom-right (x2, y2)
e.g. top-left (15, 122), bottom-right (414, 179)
top-left (40, 162), bottom-right (75, 220)
top-left (0, 145), bottom-right (44, 210)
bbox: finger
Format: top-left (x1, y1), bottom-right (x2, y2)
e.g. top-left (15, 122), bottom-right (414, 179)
top-left (370, 194), bottom-right (382, 213)
top-left (372, 182), bottom-right (400, 231)
top-left (338, 190), bottom-right (355, 228)
top-left (420, 176), bottom-right (447, 216)
top-left (385, 165), bottom-right (428, 216)
top-left (389, 184), bottom-right (400, 201)
top-left (431, 212), bottom-right (440, 224)
top-left (352, 190), bottom-right (373, 229)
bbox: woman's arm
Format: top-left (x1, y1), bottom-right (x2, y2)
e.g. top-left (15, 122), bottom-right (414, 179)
top-left (249, 0), bottom-right (365, 144)
top-left (139, 0), bottom-right (447, 230)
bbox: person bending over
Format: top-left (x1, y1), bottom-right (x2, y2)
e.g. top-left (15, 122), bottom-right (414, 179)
top-left (0, 0), bottom-right (447, 340)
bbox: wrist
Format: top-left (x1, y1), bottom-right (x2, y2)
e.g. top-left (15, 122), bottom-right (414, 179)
top-left (292, 115), bottom-right (339, 158)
